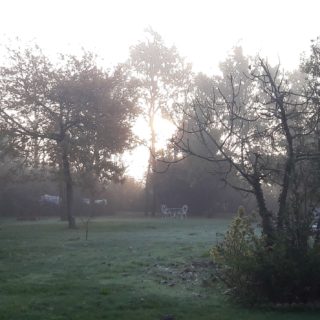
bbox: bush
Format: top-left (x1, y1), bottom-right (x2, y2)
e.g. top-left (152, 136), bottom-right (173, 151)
top-left (211, 207), bottom-right (320, 304)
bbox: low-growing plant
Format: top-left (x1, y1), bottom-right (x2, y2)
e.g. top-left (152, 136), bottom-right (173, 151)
top-left (211, 206), bottom-right (320, 304)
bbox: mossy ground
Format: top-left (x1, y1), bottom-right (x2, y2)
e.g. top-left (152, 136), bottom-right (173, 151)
top-left (0, 217), bottom-right (319, 319)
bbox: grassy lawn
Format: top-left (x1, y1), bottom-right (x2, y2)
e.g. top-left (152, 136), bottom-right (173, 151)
top-left (0, 217), bottom-right (319, 320)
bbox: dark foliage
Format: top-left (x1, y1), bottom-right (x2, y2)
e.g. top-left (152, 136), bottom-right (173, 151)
top-left (212, 209), bottom-right (320, 304)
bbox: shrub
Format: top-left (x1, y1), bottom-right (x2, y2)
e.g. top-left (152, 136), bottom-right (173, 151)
top-left (211, 207), bottom-right (320, 304)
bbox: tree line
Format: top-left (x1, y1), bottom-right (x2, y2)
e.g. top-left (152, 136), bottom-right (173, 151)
top-left (1, 30), bottom-right (320, 235)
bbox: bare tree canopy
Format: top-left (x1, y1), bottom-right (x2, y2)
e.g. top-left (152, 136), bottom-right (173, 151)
top-left (173, 47), bottom-right (320, 244)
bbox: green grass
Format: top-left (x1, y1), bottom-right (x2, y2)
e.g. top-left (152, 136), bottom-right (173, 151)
top-left (0, 217), bottom-right (319, 320)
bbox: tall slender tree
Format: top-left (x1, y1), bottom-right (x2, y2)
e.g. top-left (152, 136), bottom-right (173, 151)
top-left (128, 28), bottom-right (192, 215)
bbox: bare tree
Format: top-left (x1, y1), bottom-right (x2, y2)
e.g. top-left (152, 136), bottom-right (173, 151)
top-left (174, 54), bottom-right (315, 244)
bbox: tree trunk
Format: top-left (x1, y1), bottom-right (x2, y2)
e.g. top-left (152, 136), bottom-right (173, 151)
top-left (61, 141), bottom-right (76, 229)
top-left (58, 176), bottom-right (67, 221)
top-left (144, 160), bottom-right (151, 216)
top-left (33, 137), bottom-right (39, 168)
top-left (277, 158), bottom-right (293, 230)
top-left (150, 118), bottom-right (157, 216)
top-left (32, 110), bottom-right (40, 168)
top-left (144, 150), bottom-right (157, 216)
top-left (144, 108), bottom-right (157, 216)
top-left (253, 178), bottom-right (274, 244)
top-left (151, 177), bottom-right (157, 216)
top-left (275, 95), bottom-right (294, 231)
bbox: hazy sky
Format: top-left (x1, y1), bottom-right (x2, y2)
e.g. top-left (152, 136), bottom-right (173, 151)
top-left (1, 0), bottom-right (319, 74)
top-left (1, 0), bottom-right (319, 179)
